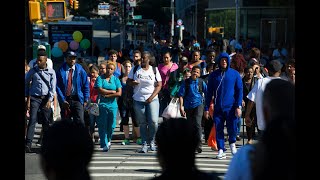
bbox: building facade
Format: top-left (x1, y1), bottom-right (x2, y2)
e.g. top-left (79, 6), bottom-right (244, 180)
top-left (175, 0), bottom-right (295, 50)
top-left (205, 0), bottom-right (295, 50)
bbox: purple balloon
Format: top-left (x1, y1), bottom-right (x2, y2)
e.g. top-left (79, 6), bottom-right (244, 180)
top-left (69, 41), bottom-right (79, 50)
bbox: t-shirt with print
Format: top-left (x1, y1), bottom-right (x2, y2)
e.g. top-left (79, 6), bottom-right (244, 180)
top-left (94, 75), bottom-right (122, 108)
top-left (128, 66), bottom-right (162, 102)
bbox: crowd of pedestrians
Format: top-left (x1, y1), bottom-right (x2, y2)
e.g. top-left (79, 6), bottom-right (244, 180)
top-left (25, 34), bottom-right (295, 179)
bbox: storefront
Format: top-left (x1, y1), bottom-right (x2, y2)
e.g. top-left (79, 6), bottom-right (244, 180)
top-left (205, 4), bottom-right (295, 51)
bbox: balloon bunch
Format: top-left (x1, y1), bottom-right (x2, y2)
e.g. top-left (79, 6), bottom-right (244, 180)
top-left (51, 31), bottom-right (91, 57)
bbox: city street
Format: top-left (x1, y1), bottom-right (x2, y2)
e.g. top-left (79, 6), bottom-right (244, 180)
top-left (25, 118), bottom-right (248, 180)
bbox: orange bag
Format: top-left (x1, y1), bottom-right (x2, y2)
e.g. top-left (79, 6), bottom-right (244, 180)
top-left (208, 125), bottom-right (218, 151)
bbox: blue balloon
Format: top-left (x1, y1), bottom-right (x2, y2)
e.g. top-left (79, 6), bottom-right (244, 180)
top-left (51, 47), bottom-right (63, 57)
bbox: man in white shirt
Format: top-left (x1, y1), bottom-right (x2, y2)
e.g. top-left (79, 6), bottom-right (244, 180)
top-left (29, 45), bottom-right (53, 69)
top-left (244, 60), bottom-right (283, 132)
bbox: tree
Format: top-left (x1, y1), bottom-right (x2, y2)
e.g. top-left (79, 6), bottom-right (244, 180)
top-left (135, 0), bottom-right (171, 24)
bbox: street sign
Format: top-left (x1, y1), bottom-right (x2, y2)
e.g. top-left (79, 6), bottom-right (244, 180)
top-left (128, 0), bottom-right (136, 7)
top-left (98, 3), bottom-right (110, 16)
top-left (133, 15), bottom-right (142, 20)
top-left (177, 19), bottom-right (183, 26)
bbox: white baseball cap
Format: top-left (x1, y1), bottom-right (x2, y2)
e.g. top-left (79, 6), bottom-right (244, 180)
top-left (37, 45), bottom-right (46, 51)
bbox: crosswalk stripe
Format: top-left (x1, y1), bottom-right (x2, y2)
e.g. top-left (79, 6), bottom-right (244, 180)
top-left (90, 173), bottom-right (156, 177)
top-left (91, 156), bottom-right (231, 163)
top-left (90, 161), bottom-right (229, 167)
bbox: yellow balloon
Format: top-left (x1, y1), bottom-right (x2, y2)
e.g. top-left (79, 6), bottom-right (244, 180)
top-left (57, 40), bottom-right (68, 52)
top-left (73, 31), bottom-right (83, 42)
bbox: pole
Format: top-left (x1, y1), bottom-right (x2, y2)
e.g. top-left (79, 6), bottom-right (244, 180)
top-left (132, 7), bottom-right (136, 49)
top-left (195, 0), bottom-right (197, 39)
top-left (134, 22), bottom-right (136, 49)
top-left (235, 0), bottom-right (239, 43)
top-left (109, 14), bottom-right (112, 49)
top-left (171, 0), bottom-right (174, 38)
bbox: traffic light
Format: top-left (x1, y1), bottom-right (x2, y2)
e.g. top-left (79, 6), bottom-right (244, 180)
top-left (208, 27), bottom-right (217, 34)
top-left (69, 0), bottom-right (73, 7)
top-left (45, 1), bottom-right (66, 20)
top-left (73, 0), bottom-right (79, 10)
top-left (29, 1), bottom-right (41, 22)
top-left (208, 27), bottom-right (224, 34)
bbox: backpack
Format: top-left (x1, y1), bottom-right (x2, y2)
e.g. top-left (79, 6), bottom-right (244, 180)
top-left (184, 78), bottom-right (204, 98)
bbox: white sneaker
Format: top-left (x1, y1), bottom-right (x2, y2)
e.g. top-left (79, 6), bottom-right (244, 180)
top-left (108, 142), bottom-right (111, 149)
top-left (230, 143), bottom-right (237, 155)
top-left (216, 149), bottom-right (226, 159)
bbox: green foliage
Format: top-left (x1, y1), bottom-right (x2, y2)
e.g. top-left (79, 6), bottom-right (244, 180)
top-left (207, 9), bottom-right (236, 38)
top-left (135, 0), bottom-right (171, 24)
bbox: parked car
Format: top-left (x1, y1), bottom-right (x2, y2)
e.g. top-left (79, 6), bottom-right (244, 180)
top-left (72, 16), bottom-right (89, 21)
top-left (33, 28), bottom-right (45, 39)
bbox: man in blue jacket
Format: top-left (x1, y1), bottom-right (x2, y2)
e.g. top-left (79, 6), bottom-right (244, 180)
top-left (56, 51), bottom-right (90, 126)
top-left (204, 52), bottom-right (243, 159)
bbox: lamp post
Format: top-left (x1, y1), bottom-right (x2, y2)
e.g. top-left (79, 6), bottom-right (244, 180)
top-left (109, 14), bottom-right (112, 49)
top-left (235, 0), bottom-right (239, 43)
top-left (171, 0), bottom-right (174, 38)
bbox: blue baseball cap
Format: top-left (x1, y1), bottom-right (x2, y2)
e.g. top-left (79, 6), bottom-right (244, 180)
top-left (67, 51), bottom-right (77, 57)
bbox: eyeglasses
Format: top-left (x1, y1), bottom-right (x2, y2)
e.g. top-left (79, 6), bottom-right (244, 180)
top-left (125, 66), bottom-right (131, 68)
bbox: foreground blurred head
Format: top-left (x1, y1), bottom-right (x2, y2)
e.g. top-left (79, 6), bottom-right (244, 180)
top-left (40, 120), bottom-right (94, 180)
top-left (155, 118), bottom-right (200, 171)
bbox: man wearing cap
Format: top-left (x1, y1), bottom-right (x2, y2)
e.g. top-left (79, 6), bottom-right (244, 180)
top-left (28, 45), bottom-right (53, 69)
top-left (244, 60), bottom-right (284, 134)
top-left (56, 51), bottom-right (90, 126)
top-left (25, 50), bottom-right (56, 153)
top-left (28, 45), bottom-right (57, 147)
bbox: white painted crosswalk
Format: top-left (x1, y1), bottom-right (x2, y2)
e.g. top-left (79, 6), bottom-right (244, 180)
top-left (87, 142), bottom-right (239, 179)
top-left (31, 122), bottom-right (246, 180)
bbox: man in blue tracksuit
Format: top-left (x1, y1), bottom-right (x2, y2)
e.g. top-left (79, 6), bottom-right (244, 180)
top-left (56, 51), bottom-right (90, 126)
top-left (204, 52), bottom-right (243, 159)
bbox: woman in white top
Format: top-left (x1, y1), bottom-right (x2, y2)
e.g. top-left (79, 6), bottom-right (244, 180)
top-left (127, 51), bottom-right (162, 153)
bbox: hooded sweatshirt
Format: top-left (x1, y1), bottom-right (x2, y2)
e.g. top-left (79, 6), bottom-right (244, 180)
top-left (204, 52), bottom-right (243, 112)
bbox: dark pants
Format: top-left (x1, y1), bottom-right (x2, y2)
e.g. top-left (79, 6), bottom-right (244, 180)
top-left (60, 95), bottom-right (85, 126)
top-left (203, 116), bottom-right (214, 142)
top-left (185, 104), bottom-right (204, 148)
top-left (246, 116), bottom-right (261, 140)
top-left (159, 89), bottom-right (171, 121)
top-left (244, 110), bottom-right (260, 141)
top-left (25, 96), bottom-right (51, 147)
top-left (120, 104), bottom-right (139, 127)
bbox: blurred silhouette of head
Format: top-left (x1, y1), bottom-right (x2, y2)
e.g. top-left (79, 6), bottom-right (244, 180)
top-left (40, 120), bottom-right (94, 180)
top-left (155, 118), bottom-right (199, 171)
top-left (252, 79), bottom-right (295, 180)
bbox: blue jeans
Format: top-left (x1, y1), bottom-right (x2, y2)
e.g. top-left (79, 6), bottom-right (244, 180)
top-left (133, 98), bottom-right (159, 145)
